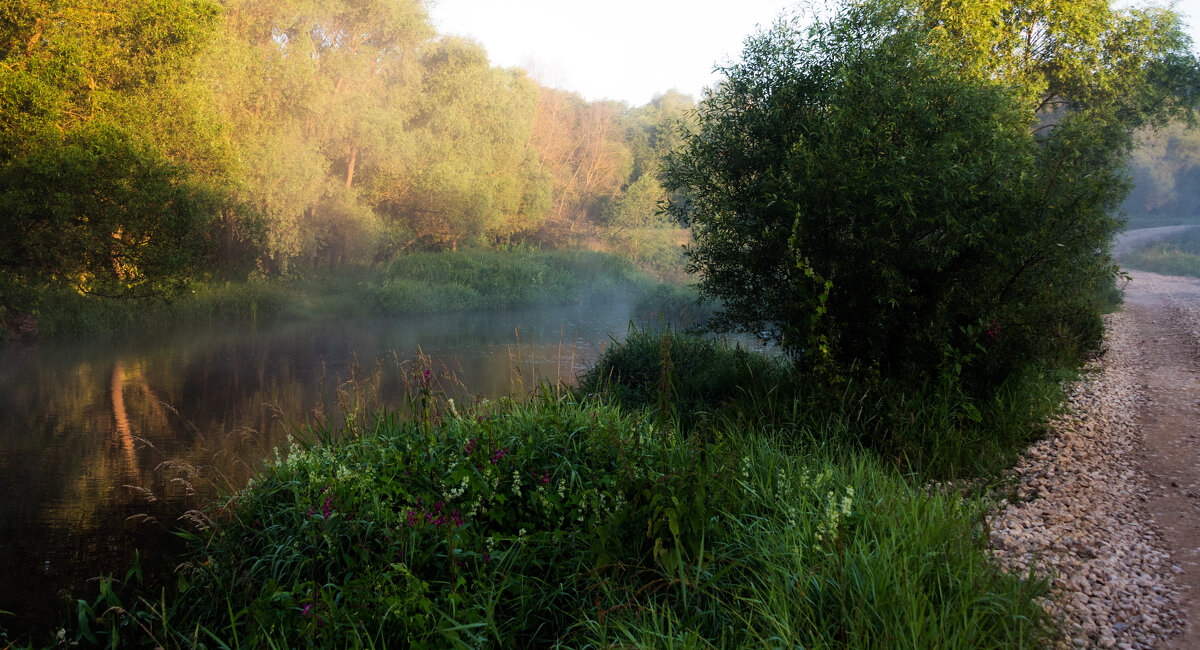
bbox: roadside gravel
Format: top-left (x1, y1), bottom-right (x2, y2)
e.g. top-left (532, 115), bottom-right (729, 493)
top-left (988, 270), bottom-right (1200, 649)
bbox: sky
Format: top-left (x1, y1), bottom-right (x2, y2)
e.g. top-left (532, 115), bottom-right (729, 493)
top-left (429, 0), bottom-right (1200, 107)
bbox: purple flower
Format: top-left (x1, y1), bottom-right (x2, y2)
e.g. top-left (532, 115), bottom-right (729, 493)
top-left (302, 604), bottom-right (313, 616)
top-left (322, 495), bottom-right (333, 519)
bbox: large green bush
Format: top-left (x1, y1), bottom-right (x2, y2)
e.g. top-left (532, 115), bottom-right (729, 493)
top-left (664, 1), bottom-right (1196, 386)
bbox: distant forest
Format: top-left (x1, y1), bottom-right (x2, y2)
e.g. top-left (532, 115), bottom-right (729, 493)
top-left (1, 0), bottom-right (691, 308)
top-left (1125, 117), bottom-right (1200, 226)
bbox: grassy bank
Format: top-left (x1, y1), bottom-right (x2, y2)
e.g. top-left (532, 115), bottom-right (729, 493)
top-left (46, 331), bottom-right (1072, 648)
top-left (16, 250), bottom-right (703, 340)
top-left (1121, 226), bottom-right (1200, 278)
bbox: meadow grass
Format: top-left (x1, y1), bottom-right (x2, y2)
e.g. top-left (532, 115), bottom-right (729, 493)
top-left (1121, 226), bottom-right (1200, 278)
top-left (53, 331), bottom-right (1065, 648)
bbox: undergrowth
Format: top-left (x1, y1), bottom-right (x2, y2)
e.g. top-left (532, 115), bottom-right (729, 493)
top-left (45, 330), bottom-right (1068, 648)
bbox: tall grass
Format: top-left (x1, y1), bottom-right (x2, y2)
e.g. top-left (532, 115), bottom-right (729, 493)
top-left (32, 280), bottom-right (293, 339)
top-left (581, 328), bottom-right (1067, 480)
top-left (62, 390), bottom-right (1052, 648)
top-left (1121, 226), bottom-right (1200, 278)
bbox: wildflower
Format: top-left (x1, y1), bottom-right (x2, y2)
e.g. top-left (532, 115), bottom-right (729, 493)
top-left (302, 604), bottom-right (313, 617)
top-left (512, 470), bottom-right (522, 496)
top-left (322, 495), bottom-right (333, 519)
top-left (445, 476), bottom-right (469, 501)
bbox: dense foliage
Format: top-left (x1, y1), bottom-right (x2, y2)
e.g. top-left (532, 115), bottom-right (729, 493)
top-left (664, 0), bottom-right (1199, 385)
top-left (0, 0), bottom-right (693, 322)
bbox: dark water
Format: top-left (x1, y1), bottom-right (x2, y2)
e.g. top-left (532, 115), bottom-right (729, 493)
top-left (0, 302), bottom-right (645, 639)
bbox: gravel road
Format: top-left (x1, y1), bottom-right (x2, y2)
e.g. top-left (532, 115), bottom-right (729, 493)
top-left (989, 268), bottom-right (1200, 649)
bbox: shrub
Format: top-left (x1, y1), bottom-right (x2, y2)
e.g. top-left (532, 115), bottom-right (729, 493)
top-left (662, 1), bottom-right (1178, 388)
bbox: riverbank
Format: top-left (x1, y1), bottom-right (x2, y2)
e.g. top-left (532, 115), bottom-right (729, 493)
top-left (4, 249), bottom-right (703, 341)
top-left (36, 328), bottom-right (1089, 648)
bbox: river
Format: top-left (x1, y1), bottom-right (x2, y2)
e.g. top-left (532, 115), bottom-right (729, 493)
top-left (0, 302), bottom-right (666, 638)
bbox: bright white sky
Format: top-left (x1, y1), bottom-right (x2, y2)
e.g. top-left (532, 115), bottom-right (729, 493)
top-left (429, 0), bottom-right (1200, 107)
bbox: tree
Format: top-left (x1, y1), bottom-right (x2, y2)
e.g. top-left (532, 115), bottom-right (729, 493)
top-left (1124, 116), bottom-right (1200, 223)
top-left (664, 0), bottom-right (1199, 385)
top-left (529, 89), bottom-right (632, 244)
top-left (0, 125), bottom-right (217, 308)
top-left (0, 0), bottom-right (234, 314)
top-left (373, 37), bottom-right (550, 253)
top-left (208, 0), bottom-right (433, 270)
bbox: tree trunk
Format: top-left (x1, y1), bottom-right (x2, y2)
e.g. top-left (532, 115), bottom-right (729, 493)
top-left (346, 146), bottom-right (358, 188)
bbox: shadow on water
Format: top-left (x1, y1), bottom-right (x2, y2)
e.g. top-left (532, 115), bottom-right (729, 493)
top-left (0, 301), bottom-right (702, 640)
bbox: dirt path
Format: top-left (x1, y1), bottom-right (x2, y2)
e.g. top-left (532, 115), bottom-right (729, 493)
top-left (1123, 270), bottom-right (1200, 650)
top-left (985, 267), bottom-right (1200, 649)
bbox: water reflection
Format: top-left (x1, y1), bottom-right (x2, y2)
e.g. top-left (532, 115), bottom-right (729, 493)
top-left (0, 303), bottom-right (640, 638)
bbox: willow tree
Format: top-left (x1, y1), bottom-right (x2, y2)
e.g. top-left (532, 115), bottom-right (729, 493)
top-left (664, 0), bottom-right (1200, 386)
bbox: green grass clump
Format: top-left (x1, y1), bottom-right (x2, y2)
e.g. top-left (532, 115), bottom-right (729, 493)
top-left (579, 326), bottom-right (798, 435)
top-left (1122, 226), bottom-right (1200, 278)
top-left (65, 386), bottom-right (1051, 648)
